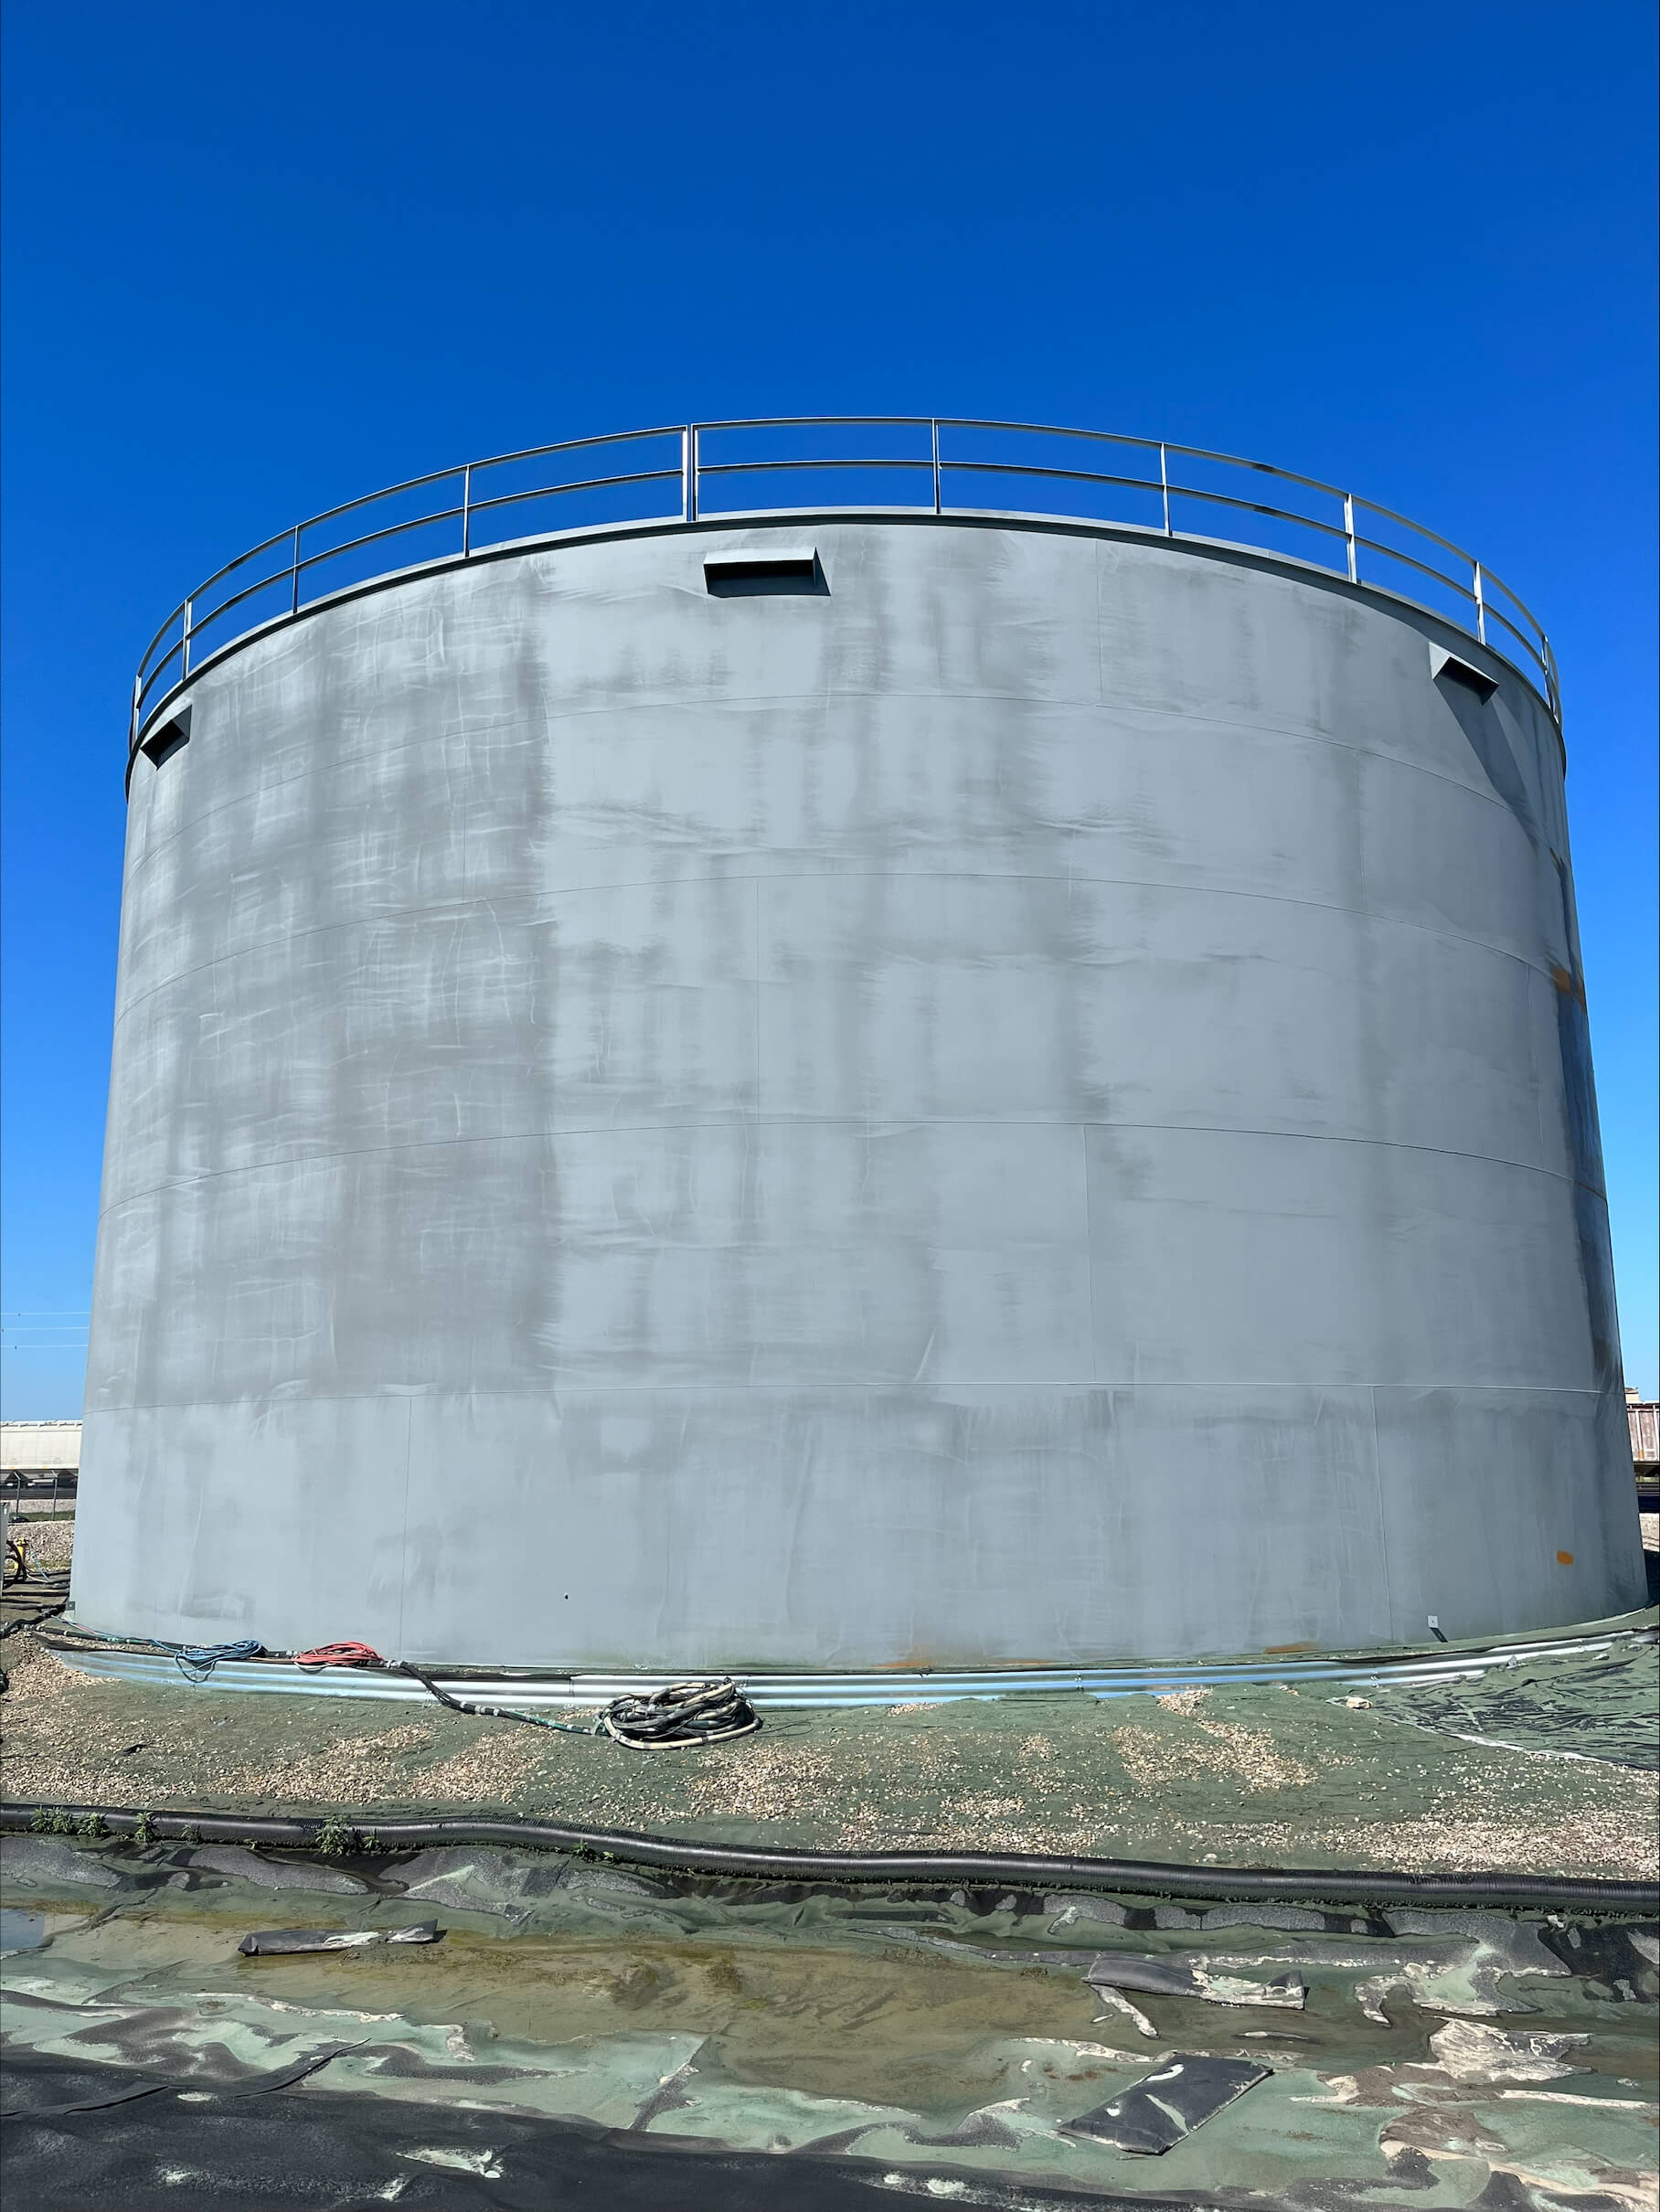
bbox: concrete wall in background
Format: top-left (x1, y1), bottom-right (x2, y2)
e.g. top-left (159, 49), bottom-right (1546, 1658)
top-left (72, 516), bottom-right (1647, 1665)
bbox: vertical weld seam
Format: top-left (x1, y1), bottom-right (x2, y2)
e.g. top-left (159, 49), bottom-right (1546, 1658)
top-left (1094, 538), bottom-right (1106, 705)
top-left (1082, 1125), bottom-right (1098, 1386)
top-left (1370, 1385), bottom-right (1395, 1641)
top-left (754, 877), bottom-right (762, 1122)
top-left (396, 1397), bottom-right (413, 1659)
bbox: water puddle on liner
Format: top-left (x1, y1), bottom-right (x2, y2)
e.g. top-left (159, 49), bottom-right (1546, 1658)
top-left (0, 1909), bottom-right (47, 1953)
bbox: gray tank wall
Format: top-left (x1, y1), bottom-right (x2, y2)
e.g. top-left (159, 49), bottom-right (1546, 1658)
top-left (73, 516), bottom-right (1645, 1666)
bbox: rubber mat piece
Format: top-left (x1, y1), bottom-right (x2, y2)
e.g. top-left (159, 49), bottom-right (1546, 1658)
top-left (1062, 2052), bottom-right (1270, 2153)
top-left (238, 1920), bottom-right (441, 1954)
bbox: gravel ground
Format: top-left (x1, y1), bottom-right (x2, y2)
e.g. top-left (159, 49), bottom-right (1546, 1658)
top-left (6, 1515), bottom-right (1655, 1877)
top-left (5, 1625), bottom-right (1655, 1879)
top-left (5, 1517), bottom-right (74, 1571)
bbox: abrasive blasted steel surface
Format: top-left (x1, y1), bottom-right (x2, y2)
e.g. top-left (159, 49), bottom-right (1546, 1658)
top-left (76, 511), bottom-right (1645, 1668)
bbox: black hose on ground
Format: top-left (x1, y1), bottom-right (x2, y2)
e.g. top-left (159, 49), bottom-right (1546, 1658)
top-left (1, 1569), bottom-right (71, 1649)
top-left (2, 1801), bottom-right (1652, 1916)
top-left (396, 1661), bottom-right (601, 1736)
top-left (397, 1663), bottom-right (759, 1747)
top-left (1, 1602), bottom-right (67, 1644)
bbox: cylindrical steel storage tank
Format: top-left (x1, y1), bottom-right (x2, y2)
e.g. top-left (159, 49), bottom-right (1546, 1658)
top-left (74, 440), bottom-right (1646, 1668)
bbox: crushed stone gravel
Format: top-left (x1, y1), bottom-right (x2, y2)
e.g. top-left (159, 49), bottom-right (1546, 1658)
top-left (5, 1517), bottom-right (1654, 1877)
top-left (4, 1622), bottom-right (1655, 1878)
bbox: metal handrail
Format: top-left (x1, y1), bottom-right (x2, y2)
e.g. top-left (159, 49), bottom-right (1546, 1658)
top-left (700, 455), bottom-right (936, 474)
top-left (467, 463), bottom-right (683, 516)
top-left (130, 416), bottom-right (1560, 760)
top-left (293, 503), bottom-right (468, 579)
top-left (1349, 530), bottom-right (1480, 604)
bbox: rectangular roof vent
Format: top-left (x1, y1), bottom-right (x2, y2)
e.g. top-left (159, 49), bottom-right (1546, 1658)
top-left (141, 702), bottom-right (192, 766)
top-left (1429, 643), bottom-right (1497, 701)
top-left (704, 548), bottom-right (823, 594)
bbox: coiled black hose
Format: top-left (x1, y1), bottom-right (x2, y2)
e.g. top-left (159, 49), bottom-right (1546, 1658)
top-left (599, 1677), bottom-right (761, 1748)
top-left (397, 1662), bottom-right (760, 1747)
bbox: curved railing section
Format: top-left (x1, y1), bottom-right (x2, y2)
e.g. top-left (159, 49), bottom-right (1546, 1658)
top-left (131, 417), bottom-right (1559, 760)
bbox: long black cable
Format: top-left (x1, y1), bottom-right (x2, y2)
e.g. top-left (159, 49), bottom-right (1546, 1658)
top-left (2, 1802), bottom-right (1652, 1915)
top-left (396, 1660), bottom-right (600, 1736)
top-left (2, 1602), bottom-right (68, 1643)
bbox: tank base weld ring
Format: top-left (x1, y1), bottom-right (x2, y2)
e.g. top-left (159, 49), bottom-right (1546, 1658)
top-left (1, 1803), bottom-right (1652, 1917)
top-left (35, 1619), bottom-right (1655, 1707)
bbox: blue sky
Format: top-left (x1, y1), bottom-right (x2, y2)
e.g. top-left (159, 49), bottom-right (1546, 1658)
top-left (2, 0), bottom-right (1655, 1412)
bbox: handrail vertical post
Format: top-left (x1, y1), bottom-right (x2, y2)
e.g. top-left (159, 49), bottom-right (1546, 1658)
top-left (931, 419), bottom-right (942, 514)
top-left (462, 463), bottom-right (473, 558)
top-left (130, 673), bottom-right (142, 756)
top-left (182, 599), bottom-right (192, 678)
top-left (683, 426), bottom-right (698, 522)
top-left (1159, 443), bottom-right (1172, 537)
top-left (291, 526), bottom-right (302, 615)
top-left (1473, 559), bottom-right (1486, 644)
top-left (1344, 495), bottom-right (1358, 584)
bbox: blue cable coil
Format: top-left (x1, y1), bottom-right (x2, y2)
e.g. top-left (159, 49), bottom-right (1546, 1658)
top-left (165, 1638), bottom-right (264, 1681)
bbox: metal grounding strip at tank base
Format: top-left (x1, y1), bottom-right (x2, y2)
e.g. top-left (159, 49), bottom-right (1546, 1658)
top-left (128, 417), bottom-right (1560, 761)
top-left (41, 1630), bottom-right (1644, 1707)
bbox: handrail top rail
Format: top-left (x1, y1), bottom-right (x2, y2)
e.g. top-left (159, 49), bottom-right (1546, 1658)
top-left (132, 415), bottom-right (1559, 760)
